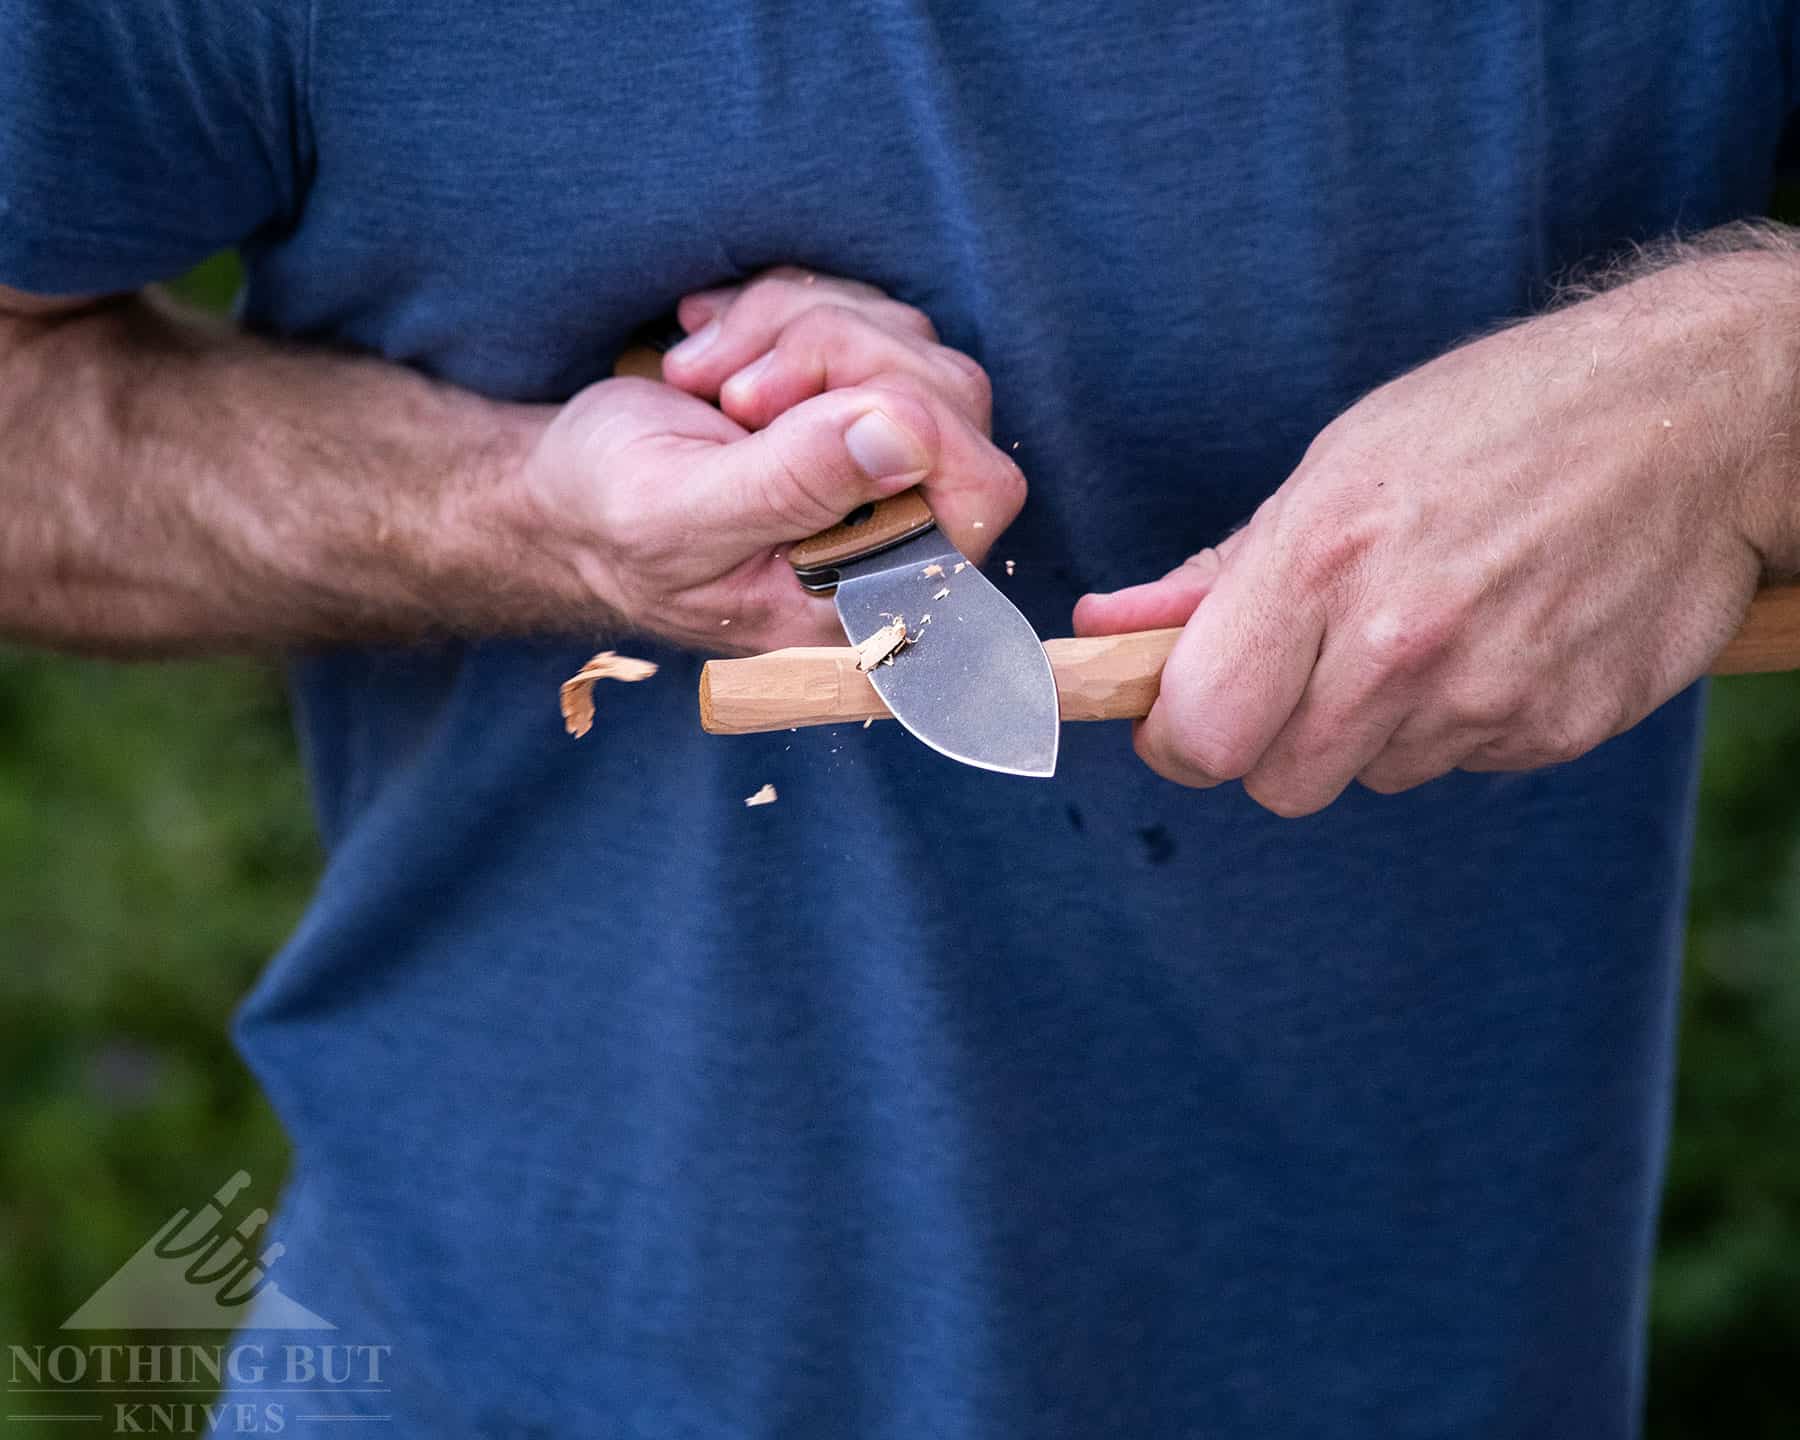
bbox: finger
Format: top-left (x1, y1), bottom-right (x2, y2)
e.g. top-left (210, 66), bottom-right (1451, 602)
top-left (581, 374), bottom-right (750, 447)
top-left (663, 269), bottom-right (936, 396)
top-left (677, 269), bottom-right (882, 334)
top-left (1358, 733), bottom-right (1485, 793)
top-left (1237, 638), bottom-right (1418, 817)
top-left (675, 286), bottom-right (739, 333)
top-left (1134, 526), bottom-right (1326, 790)
top-left (909, 400), bottom-right (1026, 564)
top-left (1455, 724), bottom-right (1591, 775)
top-left (1071, 540), bottom-right (1242, 637)
top-left (678, 380), bottom-right (944, 550)
top-left (716, 306), bottom-right (991, 432)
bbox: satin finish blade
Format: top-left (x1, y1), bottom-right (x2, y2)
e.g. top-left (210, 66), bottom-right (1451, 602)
top-left (831, 530), bottom-right (1059, 778)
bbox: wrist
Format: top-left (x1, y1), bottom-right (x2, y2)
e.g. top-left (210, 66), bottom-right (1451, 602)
top-left (437, 399), bottom-right (603, 631)
top-left (1683, 250), bottom-right (1800, 577)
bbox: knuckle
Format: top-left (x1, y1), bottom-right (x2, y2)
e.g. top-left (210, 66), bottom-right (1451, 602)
top-left (1357, 604), bottom-right (1455, 674)
top-left (785, 302), bottom-right (859, 347)
top-left (1241, 771), bottom-right (1325, 819)
top-left (756, 439), bottom-right (840, 535)
top-left (858, 371), bottom-right (935, 417)
top-left (1532, 724), bottom-right (1592, 768)
top-left (1357, 756), bottom-right (1430, 795)
top-left (1164, 701), bottom-right (1258, 781)
top-left (880, 299), bottom-right (938, 340)
top-left (1134, 717), bottom-right (1209, 789)
top-left (979, 451), bottom-right (1028, 517)
top-left (736, 274), bottom-right (808, 328)
top-left (936, 348), bottom-right (993, 415)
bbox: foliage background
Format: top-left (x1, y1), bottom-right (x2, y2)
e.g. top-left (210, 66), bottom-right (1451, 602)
top-left (1, 254), bottom-right (1797, 1436)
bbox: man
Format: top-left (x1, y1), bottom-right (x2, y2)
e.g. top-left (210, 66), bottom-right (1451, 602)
top-left (3, 2), bottom-right (1795, 1435)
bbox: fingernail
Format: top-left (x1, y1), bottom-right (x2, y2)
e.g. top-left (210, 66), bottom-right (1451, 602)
top-left (845, 410), bottom-right (927, 480)
top-left (723, 349), bottom-right (776, 400)
top-left (665, 318), bottom-right (720, 366)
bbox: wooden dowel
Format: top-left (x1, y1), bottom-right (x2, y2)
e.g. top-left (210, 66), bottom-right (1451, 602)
top-left (699, 584), bottom-right (1800, 735)
top-left (1714, 582), bottom-right (1800, 674)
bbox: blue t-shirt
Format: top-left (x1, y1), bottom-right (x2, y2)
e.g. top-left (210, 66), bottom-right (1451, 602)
top-left (6, 3), bottom-right (1796, 1434)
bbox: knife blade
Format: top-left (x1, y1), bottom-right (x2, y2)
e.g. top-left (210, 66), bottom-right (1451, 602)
top-left (616, 318), bottom-right (1060, 777)
top-left (788, 504), bottom-right (1059, 778)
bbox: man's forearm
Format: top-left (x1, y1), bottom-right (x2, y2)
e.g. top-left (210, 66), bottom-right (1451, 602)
top-left (0, 289), bottom-right (580, 655)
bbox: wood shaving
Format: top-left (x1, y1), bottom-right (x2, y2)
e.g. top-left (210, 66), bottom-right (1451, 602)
top-left (972, 521), bottom-right (985, 529)
top-left (932, 586), bottom-right (950, 601)
top-left (921, 563), bottom-right (944, 577)
top-left (560, 651), bottom-right (658, 738)
top-left (862, 716), bottom-right (875, 729)
top-left (854, 618), bottom-right (909, 672)
top-left (1004, 560), bottom-right (1015, 576)
top-left (719, 617), bottom-right (732, 626)
top-left (743, 782), bottom-right (778, 807)
top-left (953, 561), bottom-right (967, 574)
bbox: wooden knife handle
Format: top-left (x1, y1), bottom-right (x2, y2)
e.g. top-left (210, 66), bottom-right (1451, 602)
top-left (614, 333), bottom-right (935, 587)
top-left (699, 584), bottom-right (1800, 735)
top-left (785, 490), bottom-right (935, 573)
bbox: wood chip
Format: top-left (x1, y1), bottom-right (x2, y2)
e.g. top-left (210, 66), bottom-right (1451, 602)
top-left (972, 520), bottom-right (985, 529)
top-left (953, 561), bottom-right (967, 574)
top-left (854, 618), bottom-right (909, 671)
top-left (921, 563), bottom-right (944, 577)
top-left (862, 716), bottom-right (874, 729)
top-left (1004, 560), bottom-right (1016, 576)
top-left (560, 651), bottom-right (658, 738)
top-left (743, 782), bottom-right (778, 807)
top-left (719, 617), bottom-right (732, 626)
top-left (932, 586), bottom-right (950, 600)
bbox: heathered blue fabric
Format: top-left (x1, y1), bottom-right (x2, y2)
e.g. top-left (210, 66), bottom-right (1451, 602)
top-left (5, 2), bottom-right (1797, 1434)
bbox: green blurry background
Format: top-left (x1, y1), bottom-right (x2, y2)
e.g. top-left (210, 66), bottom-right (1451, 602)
top-left (2, 254), bottom-right (1798, 1436)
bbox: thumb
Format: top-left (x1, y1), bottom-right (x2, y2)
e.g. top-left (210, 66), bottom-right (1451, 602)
top-left (691, 383), bottom-right (942, 549)
top-left (1073, 536), bottom-right (1241, 636)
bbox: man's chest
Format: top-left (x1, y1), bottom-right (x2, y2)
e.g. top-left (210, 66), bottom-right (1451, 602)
top-left (255, 0), bottom-right (1790, 535)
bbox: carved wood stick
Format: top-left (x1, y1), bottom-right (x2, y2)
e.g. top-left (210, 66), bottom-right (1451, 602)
top-left (698, 584), bottom-right (1800, 735)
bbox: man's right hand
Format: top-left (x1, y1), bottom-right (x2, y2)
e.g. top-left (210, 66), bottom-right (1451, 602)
top-left (0, 272), bottom-right (1018, 658)
top-left (515, 269), bottom-right (1023, 655)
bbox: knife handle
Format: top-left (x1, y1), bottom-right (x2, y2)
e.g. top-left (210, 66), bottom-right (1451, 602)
top-left (698, 584), bottom-right (1800, 735)
top-left (614, 323), bottom-right (937, 590)
top-left (785, 490), bottom-right (935, 573)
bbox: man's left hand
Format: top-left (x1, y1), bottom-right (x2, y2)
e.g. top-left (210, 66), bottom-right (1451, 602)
top-left (1075, 244), bottom-right (1800, 816)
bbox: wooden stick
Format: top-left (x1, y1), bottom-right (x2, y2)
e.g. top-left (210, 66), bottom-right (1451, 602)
top-left (699, 584), bottom-right (1800, 735)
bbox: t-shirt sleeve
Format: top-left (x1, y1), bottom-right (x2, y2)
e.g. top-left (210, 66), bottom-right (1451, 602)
top-left (0, 0), bottom-right (310, 296)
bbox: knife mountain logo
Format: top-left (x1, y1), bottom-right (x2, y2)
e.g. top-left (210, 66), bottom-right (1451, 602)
top-left (62, 1172), bottom-right (334, 1330)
